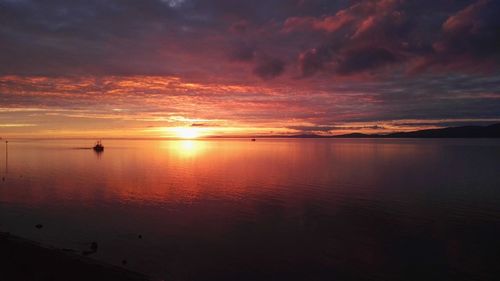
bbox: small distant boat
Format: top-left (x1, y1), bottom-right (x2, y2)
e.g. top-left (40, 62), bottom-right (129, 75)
top-left (93, 140), bottom-right (104, 152)
top-left (251, 138), bottom-right (256, 141)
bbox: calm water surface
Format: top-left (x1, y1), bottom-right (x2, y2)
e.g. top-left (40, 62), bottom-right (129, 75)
top-left (1, 139), bottom-right (499, 280)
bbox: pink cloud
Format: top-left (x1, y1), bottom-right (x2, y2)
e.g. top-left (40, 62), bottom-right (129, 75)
top-left (283, 8), bottom-right (356, 33)
top-left (442, 0), bottom-right (490, 34)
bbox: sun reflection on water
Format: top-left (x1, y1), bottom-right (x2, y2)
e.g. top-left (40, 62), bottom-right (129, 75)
top-left (174, 140), bottom-right (204, 157)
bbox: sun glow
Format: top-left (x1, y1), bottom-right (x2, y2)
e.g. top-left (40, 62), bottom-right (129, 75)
top-left (175, 127), bottom-right (200, 139)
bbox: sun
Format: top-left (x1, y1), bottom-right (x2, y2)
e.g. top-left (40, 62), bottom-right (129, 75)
top-left (175, 127), bottom-right (200, 139)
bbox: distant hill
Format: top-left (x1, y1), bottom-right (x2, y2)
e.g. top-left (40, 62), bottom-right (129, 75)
top-left (332, 133), bottom-right (377, 138)
top-left (383, 124), bottom-right (500, 138)
top-left (289, 123), bottom-right (500, 138)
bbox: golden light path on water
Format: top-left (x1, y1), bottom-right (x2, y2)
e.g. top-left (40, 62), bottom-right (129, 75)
top-left (174, 140), bottom-right (206, 158)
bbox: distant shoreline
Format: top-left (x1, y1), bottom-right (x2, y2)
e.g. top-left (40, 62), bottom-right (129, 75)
top-left (0, 232), bottom-right (149, 281)
top-left (2, 124), bottom-right (500, 140)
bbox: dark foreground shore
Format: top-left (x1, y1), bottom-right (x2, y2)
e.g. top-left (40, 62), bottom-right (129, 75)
top-left (0, 232), bottom-right (149, 281)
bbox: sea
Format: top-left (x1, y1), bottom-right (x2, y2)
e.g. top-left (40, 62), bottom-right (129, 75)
top-left (1, 138), bottom-right (499, 280)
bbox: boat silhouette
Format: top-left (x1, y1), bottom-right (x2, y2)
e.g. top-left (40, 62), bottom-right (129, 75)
top-left (93, 140), bottom-right (104, 152)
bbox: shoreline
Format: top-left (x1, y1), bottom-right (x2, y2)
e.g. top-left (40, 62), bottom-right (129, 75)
top-left (0, 232), bottom-right (150, 281)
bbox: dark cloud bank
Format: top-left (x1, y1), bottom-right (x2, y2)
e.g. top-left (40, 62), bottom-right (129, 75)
top-left (1, 0), bottom-right (499, 79)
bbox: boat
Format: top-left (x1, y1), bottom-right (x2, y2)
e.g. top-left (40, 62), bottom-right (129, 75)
top-left (93, 140), bottom-right (104, 152)
top-left (251, 138), bottom-right (256, 141)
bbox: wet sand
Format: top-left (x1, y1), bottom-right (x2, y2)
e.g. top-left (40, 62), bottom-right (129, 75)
top-left (0, 232), bottom-right (150, 281)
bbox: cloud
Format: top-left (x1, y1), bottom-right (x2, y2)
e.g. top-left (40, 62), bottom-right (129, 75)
top-left (191, 123), bottom-right (218, 127)
top-left (229, 44), bottom-right (285, 79)
top-left (298, 47), bottom-right (333, 77)
top-left (287, 124), bottom-right (386, 134)
top-left (288, 0), bottom-right (500, 77)
top-left (287, 125), bottom-right (336, 132)
top-left (1, 73), bottom-right (499, 137)
top-left (230, 43), bottom-right (256, 62)
top-left (230, 20), bottom-right (250, 34)
top-left (291, 0), bottom-right (410, 77)
top-left (283, 11), bottom-right (355, 33)
top-left (253, 57), bottom-right (285, 80)
top-left (415, 0), bottom-right (500, 72)
top-left (336, 46), bottom-right (399, 75)
top-left (297, 45), bottom-right (399, 77)
top-left (0, 123), bottom-right (37, 127)
top-left (1, 0), bottom-right (498, 80)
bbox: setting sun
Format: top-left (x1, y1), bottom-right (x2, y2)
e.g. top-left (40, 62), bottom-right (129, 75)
top-left (175, 127), bottom-right (200, 139)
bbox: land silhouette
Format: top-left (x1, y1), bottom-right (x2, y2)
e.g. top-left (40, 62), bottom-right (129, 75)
top-left (288, 124), bottom-right (500, 139)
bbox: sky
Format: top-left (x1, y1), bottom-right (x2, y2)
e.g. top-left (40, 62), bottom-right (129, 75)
top-left (1, 0), bottom-right (500, 138)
